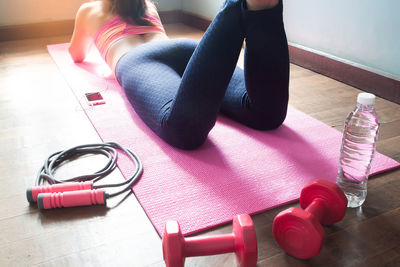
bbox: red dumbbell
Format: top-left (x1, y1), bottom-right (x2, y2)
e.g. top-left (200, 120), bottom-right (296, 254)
top-left (162, 214), bottom-right (257, 267)
top-left (272, 179), bottom-right (347, 259)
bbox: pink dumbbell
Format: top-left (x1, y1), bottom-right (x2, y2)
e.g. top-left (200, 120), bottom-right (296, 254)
top-left (162, 214), bottom-right (257, 267)
top-left (272, 179), bottom-right (347, 259)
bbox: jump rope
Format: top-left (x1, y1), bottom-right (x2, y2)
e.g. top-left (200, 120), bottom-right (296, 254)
top-left (26, 142), bottom-right (143, 210)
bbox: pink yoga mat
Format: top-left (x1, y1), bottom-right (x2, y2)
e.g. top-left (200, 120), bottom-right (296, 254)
top-left (48, 43), bottom-right (399, 236)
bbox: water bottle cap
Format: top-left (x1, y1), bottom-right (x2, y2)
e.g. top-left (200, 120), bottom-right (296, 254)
top-left (357, 93), bottom-right (375, 105)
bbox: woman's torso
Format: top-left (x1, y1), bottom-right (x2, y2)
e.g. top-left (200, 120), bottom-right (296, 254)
top-left (86, 0), bottom-right (168, 73)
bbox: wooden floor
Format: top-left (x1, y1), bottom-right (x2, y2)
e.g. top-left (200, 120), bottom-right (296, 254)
top-left (0, 24), bottom-right (399, 267)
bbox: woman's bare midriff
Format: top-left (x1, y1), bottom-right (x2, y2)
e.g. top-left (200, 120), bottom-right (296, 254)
top-left (105, 32), bottom-right (169, 75)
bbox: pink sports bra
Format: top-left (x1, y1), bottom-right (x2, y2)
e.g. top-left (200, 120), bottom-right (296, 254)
top-left (94, 14), bottom-right (165, 60)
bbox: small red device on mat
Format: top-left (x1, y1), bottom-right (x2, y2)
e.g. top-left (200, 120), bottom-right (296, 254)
top-left (85, 92), bottom-right (105, 106)
top-left (26, 142), bottom-right (142, 210)
top-left (272, 179), bottom-right (347, 259)
top-left (163, 214), bottom-right (257, 267)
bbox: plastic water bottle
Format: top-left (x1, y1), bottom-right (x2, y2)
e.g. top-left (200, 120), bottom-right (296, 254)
top-left (336, 93), bottom-right (380, 208)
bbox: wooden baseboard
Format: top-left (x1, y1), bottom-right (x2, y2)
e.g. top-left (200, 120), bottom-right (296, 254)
top-left (288, 46), bottom-right (400, 104)
top-left (159, 10), bottom-right (183, 24)
top-left (1, 10), bottom-right (398, 104)
top-left (0, 20), bottom-right (75, 42)
top-left (180, 11), bottom-right (211, 31)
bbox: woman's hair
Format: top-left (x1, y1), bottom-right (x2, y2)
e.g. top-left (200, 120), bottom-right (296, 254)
top-left (111, 0), bottom-right (154, 25)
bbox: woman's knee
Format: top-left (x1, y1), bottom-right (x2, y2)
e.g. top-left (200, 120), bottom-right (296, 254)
top-left (247, 104), bottom-right (288, 130)
top-left (161, 116), bottom-right (213, 150)
top-left (162, 127), bottom-right (209, 150)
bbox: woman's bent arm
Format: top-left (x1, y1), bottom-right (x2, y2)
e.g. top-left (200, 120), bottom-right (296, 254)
top-left (68, 3), bottom-right (93, 62)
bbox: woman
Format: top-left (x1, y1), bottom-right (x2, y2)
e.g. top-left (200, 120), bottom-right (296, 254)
top-left (69, 0), bottom-right (289, 150)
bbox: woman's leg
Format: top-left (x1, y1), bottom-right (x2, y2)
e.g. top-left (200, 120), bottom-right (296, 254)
top-left (118, 0), bottom-right (246, 150)
top-left (117, 0), bottom-right (288, 149)
top-left (221, 1), bottom-right (290, 130)
top-left (165, 0), bottom-right (289, 145)
top-left (116, 38), bottom-right (199, 147)
top-left (163, 0), bottom-right (246, 148)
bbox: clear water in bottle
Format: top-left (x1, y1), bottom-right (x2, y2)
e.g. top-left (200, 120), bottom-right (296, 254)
top-left (337, 93), bottom-right (380, 208)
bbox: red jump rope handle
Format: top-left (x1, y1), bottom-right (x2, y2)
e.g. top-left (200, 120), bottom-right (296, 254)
top-left (26, 182), bottom-right (93, 203)
top-left (37, 189), bottom-right (106, 210)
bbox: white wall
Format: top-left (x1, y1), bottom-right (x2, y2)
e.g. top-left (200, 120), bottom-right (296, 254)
top-left (0, 0), bottom-right (86, 26)
top-left (182, 0), bottom-right (400, 80)
top-left (283, 0), bottom-right (400, 80)
top-left (0, 0), bottom-right (182, 26)
top-left (155, 0), bottom-right (182, 11)
top-left (182, 0), bottom-right (223, 19)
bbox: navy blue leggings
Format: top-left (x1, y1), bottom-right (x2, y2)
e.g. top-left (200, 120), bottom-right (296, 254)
top-left (116, 0), bottom-right (289, 149)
